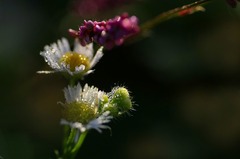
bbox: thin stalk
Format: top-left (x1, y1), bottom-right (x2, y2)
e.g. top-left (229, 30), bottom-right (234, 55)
top-left (70, 131), bottom-right (88, 159)
top-left (62, 126), bottom-right (70, 152)
top-left (125, 0), bottom-right (212, 45)
top-left (62, 128), bottom-right (77, 156)
top-left (140, 0), bottom-right (211, 32)
top-left (69, 78), bottom-right (76, 86)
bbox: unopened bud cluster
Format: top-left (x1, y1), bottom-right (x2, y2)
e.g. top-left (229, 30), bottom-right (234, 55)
top-left (105, 87), bottom-right (132, 116)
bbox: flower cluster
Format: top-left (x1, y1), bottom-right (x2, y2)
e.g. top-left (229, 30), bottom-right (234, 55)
top-left (38, 33), bottom-right (134, 158)
top-left (69, 13), bottom-right (140, 49)
top-left (37, 2), bottom-right (240, 158)
top-left (226, 0), bottom-right (240, 7)
top-left (60, 83), bottom-right (132, 132)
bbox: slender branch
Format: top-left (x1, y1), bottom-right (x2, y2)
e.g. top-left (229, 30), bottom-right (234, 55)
top-left (70, 131), bottom-right (88, 159)
top-left (63, 128), bottom-right (77, 156)
top-left (62, 126), bottom-right (70, 152)
top-left (140, 0), bottom-right (212, 32)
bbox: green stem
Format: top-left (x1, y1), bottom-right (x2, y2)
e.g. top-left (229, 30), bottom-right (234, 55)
top-left (140, 0), bottom-right (211, 32)
top-left (70, 131), bottom-right (88, 159)
top-left (62, 126), bottom-right (70, 152)
top-left (60, 127), bottom-right (78, 159)
top-left (125, 0), bottom-right (212, 46)
top-left (69, 78), bottom-right (76, 86)
top-left (65, 128), bottom-right (77, 151)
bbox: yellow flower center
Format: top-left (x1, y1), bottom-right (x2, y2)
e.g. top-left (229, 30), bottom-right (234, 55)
top-left (62, 102), bottom-right (97, 124)
top-left (60, 52), bottom-right (90, 72)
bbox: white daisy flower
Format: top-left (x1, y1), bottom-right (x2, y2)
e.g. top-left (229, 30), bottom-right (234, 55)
top-left (38, 38), bottom-right (103, 77)
top-left (60, 83), bottom-right (113, 133)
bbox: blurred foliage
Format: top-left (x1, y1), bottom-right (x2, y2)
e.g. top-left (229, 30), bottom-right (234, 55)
top-left (1, 0), bottom-right (240, 159)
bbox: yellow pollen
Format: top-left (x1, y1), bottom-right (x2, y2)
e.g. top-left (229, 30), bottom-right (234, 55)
top-left (60, 52), bottom-right (90, 72)
top-left (62, 102), bottom-right (97, 124)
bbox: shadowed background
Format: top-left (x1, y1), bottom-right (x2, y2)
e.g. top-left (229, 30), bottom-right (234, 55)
top-left (1, 0), bottom-right (240, 159)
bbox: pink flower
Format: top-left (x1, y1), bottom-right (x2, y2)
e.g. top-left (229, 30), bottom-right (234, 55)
top-left (69, 13), bottom-right (140, 49)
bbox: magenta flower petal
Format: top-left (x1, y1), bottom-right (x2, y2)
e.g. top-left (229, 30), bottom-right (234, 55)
top-left (69, 13), bottom-right (140, 49)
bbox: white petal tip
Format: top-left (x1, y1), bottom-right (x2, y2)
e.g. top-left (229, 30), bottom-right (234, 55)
top-left (37, 70), bottom-right (55, 74)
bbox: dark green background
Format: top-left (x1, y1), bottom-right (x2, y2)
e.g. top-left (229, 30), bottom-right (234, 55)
top-left (1, 0), bottom-right (240, 158)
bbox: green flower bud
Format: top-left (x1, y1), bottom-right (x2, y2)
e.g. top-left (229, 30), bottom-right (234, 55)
top-left (110, 87), bottom-right (132, 115)
top-left (99, 94), bottom-right (109, 112)
top-left (104, 103), bottom-right (119, 117)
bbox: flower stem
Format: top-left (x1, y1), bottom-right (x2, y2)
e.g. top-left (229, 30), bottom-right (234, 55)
top-left (69, 78), bottom-right (76, 86)
top-left (125, 0), bottom-right (212, 46)
top-left (60, 129), bottom-right (88, 159)
top-left (62, 126), bottom-right (70, 152)
top-left (140, 0), bottom-right (212, 33)
top-left (65, 128), bottom-right (77, 151)
top-left (70, 131), bottom-right (88, 159)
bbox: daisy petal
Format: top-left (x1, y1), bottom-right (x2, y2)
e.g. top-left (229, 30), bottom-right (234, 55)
top-left (74, 38), bottom-right (93, 59)
top-left (58, 38), bottom-right (70, 53)
top-left (90, 46), bottom-right (103, 68)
